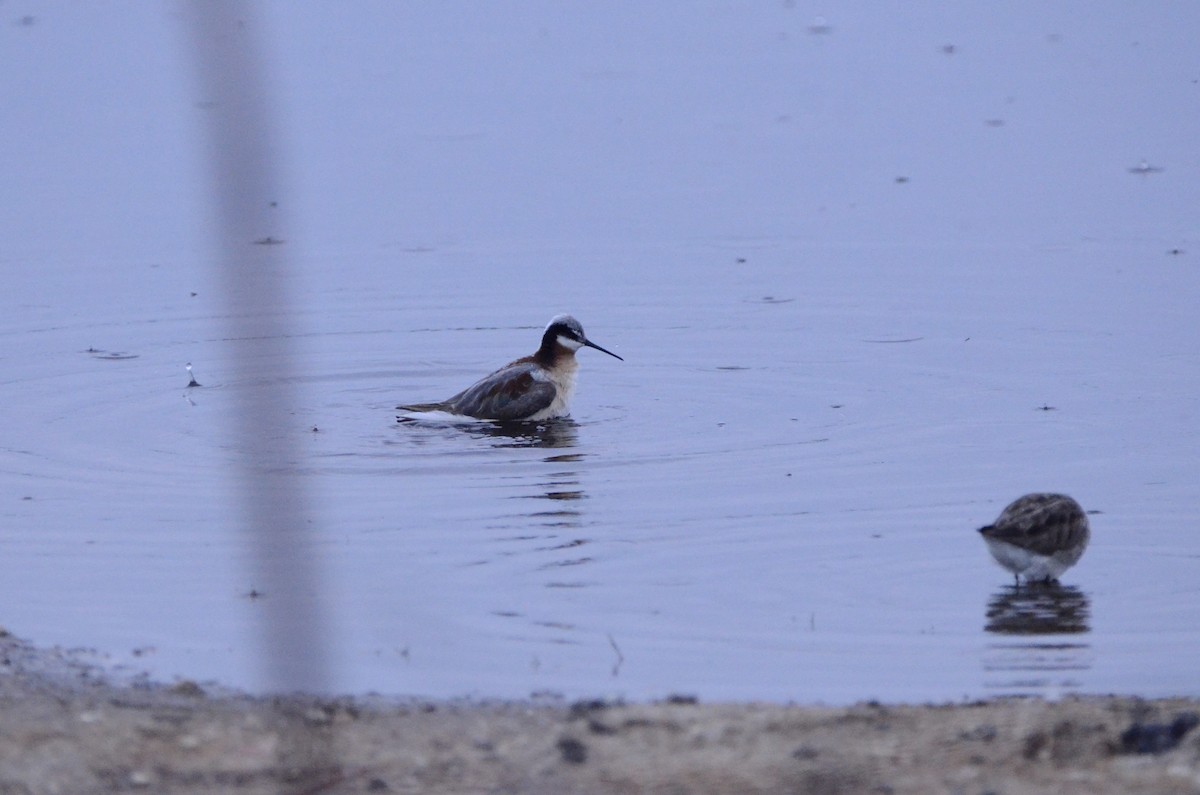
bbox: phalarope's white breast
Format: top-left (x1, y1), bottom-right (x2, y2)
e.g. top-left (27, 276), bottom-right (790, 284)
top-left (397, 314), bottom-right (622, 422)
top-left (978, 493), bottom-right (1090, 584)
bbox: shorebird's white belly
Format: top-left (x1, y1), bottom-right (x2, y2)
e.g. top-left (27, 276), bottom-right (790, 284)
top-left (982, 537), bottom-right (1072, 581)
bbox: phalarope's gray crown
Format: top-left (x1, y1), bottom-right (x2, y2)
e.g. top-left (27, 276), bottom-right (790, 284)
top-left (978, 493), bottom-right (1090, 584)
top-left (397, 314), bottom-right (622, 422)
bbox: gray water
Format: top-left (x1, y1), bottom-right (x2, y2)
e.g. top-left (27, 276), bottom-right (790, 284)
top-left (2, 3), bottom-right (1198, 702)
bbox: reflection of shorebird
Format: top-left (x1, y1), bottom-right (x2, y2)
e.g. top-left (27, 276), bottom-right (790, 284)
top-left (470, 418), bottom-right (579, 450)
top-left (985, 582), bottom-right (1091, 635)
top-left (982, 582), bottom-right (1092, 696)
top-left (978, 493), bottom-right (1090, 584)
top-left (397, 315), bottom-right (622, 421)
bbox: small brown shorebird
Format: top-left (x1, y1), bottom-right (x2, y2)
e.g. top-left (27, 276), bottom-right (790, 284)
top-left (978, 493), bottom-right (1090, 584)
top-left (397, 314), bottom-right (622, 422)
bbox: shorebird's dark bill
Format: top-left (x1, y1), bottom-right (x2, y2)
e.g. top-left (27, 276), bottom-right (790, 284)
top-left (585, 340), bottom-right (623, 361)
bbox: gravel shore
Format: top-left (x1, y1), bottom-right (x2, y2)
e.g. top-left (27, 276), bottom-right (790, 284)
top-left (2, 631), bottom-right (1198, 794)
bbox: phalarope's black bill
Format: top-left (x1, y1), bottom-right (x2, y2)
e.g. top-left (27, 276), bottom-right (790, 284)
top-left (978, 493), bottom-right (1090, 584)
top-left (397, 314), bottom-right (622, 422)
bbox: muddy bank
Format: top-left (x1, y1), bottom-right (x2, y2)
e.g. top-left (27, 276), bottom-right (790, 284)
top-left (2, 632), bottom-right (1198, 794)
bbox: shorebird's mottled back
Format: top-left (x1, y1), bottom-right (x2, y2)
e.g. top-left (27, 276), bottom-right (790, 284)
top-left (978, 493), bottom-right (1090, 583)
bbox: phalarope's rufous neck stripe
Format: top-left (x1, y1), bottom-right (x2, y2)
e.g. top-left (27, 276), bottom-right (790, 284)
top-left (397, 314), bottom-right (622, 422)
top-left (978, 493), bottom-right (1090, 584)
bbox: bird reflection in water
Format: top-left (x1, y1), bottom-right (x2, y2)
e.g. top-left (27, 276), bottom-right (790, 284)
top-left (466, 417), bottom-right (580, 450)
top-left (470, 419), bottom-right (593, 645)
top-left (394, 415), bottom-right (594, 648)
top-left (453, 419), bottom-right (588, 523)
top-left (985, 582), bottom-right (1090, 635)
top-left (451, 416), bottom-right (587, 535)
top-left (983, 582), bottom-right (1092, 696)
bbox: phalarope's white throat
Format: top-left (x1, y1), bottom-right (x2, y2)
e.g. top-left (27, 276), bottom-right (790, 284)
top-left (978, 493), bottom-right (1090, 584)
top-left (397, 314), bottom-right (622, 422)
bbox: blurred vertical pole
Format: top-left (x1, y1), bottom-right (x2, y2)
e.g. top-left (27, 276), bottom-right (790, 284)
top-left (180, 1), bottom-right (330, 695)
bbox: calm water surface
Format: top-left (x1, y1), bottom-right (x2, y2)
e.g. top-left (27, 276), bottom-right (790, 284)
top-left (2, 4), bottom-right (1198, 702)
top-left (2, 242), bottom-right (1197, 702)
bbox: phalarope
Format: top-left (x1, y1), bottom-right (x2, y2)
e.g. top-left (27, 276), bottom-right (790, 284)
top-left (978, 493), bottom-right (1090, 584)
top-left (397, 314), bottom-right (622, 422)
